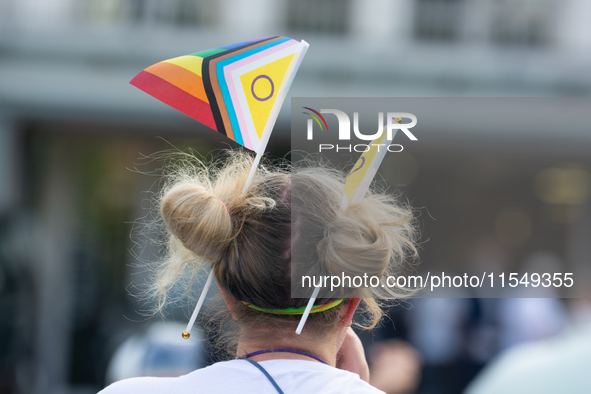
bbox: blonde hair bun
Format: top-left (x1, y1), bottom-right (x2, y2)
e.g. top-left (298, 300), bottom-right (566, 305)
top-left (161, 182), bottom-right (232, 262)
top-left (318, 203), bottom-right (394, 280)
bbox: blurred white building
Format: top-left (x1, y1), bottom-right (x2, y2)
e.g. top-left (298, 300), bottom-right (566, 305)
top-left (0, 0), bottom-right (590, 130)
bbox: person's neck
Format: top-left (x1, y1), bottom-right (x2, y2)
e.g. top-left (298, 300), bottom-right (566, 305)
top-left (236, 330), bottom-right (340, 367)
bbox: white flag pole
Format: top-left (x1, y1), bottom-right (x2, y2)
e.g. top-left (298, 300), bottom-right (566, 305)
top-left (183, 41), bottom-right (309, 339)
top-left (295, 286), bottom-right (320, 335)
top-left (182, 269), bottom-right (214, 338)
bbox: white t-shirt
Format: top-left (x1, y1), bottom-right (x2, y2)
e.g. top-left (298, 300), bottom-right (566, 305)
top-left (99, 359), bottom-right (384, 394)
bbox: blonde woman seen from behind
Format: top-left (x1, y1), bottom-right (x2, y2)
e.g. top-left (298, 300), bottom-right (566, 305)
top-left (99, 151), bottom-right (418, 394)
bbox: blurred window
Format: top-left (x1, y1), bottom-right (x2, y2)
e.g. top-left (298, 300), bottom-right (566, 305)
top-left (414, 0), bottom-right (464, 42)
top-left (490, 0), bottom-right (552, 46)
top-left (286, 0), bottom-right (351, 35)
top-left (76, 0), bottom-right (217, 27)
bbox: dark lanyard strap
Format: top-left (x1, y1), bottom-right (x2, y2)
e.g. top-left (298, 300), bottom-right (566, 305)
top-left (243, 359), bottom-right (285, 394)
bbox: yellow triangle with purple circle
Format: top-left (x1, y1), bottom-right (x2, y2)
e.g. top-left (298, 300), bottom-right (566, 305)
top-left (240, 54), bottom-right (295, 138)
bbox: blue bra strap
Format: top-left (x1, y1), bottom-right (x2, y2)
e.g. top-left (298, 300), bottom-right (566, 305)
top-left (243, 359), bottom-right (285, 394)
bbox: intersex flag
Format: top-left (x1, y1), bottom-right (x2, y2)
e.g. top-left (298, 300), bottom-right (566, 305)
top-left (342, 118), bottom-right (402, 207)
top-left (130, 36), bottom-right (309, 339)
top-left (130, 36), bottom-right (308, 153)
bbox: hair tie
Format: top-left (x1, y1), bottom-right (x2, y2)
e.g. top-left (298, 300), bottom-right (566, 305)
top-left (242, 299), bottom-right (343, 315)
top-left (218, 199), bottom-right (228, 212)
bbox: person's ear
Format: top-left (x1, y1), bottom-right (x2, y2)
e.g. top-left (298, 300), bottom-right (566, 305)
top-left (341, 298), bottom-right (362, 327)
top-left (217, 283), bottom-right (237, 319)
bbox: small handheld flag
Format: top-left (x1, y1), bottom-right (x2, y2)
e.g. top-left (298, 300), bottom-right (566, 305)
top-left (295, 118), bottom-right (403, 335)
top-left (130, 36), bottom-right (309, 338)
top-left (130, 36), bottom-right (307, 154)
top-left (340, 118), bottom-right (402, 209)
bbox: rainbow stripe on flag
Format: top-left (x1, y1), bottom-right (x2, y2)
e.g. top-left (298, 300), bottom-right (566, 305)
top-left (130, 36), bottom-right (307, 152)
